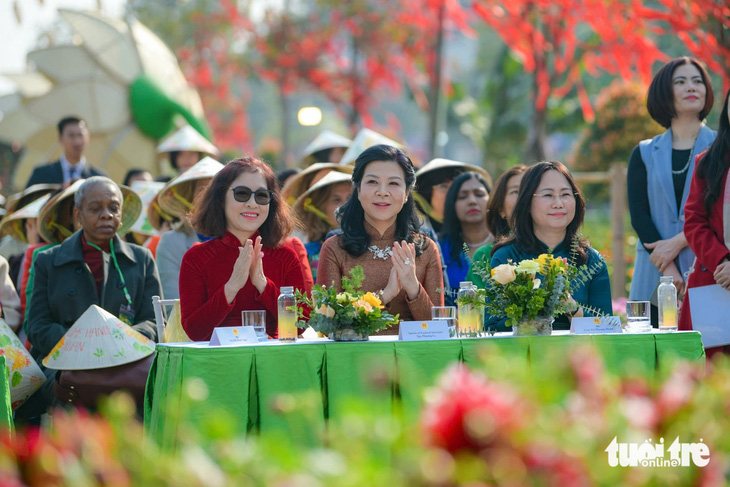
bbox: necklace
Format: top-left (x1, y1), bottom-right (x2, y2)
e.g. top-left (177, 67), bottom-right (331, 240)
top-left (671, 134), bottom-right (697, 176)
top-left (465, 235), bottom-right (491, 248)
top-left (368, 244), bottom-right (393, 260)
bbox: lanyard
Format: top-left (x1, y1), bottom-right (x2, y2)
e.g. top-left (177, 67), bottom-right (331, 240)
top-left (86, 239), bottom-right (133, 306)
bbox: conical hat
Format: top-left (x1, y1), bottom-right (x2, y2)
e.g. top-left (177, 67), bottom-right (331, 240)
top-left (338, 128), bottom-right (402, 166)
top-left (157, 125), bottom-right (221, 157)
top-left (5, 183), bottom-right (60, 214)
top-left (0, 193), bottom-right (52, 243)
top-left (146, 191), bottom-right (176, 231)
top-left (157, 156), bottom-right (225, 217)
top-left (43, 305), bottom-right (156, 370)
top-left (301, 130), bottom-right (352, 159)
top-left (293, 170), bottom-right (353, 211)
top-left (38, 179), bottom-right (143, 244)
top-left (416, 158), bottom-right (492, 187)
top-left (129, 180), bottom-right (165, 235)
top-left (281, 163), bottom-right (354, 205)
top-left (0, 318), bottom-right (46, 409)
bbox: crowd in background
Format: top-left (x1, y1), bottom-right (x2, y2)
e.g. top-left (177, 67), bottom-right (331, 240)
top-left (1, 56), bottom-right (729, 420)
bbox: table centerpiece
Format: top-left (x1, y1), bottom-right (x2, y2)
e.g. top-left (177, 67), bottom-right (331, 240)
top-left (296, 265), bottom-right (398, 341)
top-left (467, 247), bottom-right (606, 336)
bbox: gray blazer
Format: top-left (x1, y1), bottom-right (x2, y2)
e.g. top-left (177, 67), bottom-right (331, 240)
top-left (27, 230), bottom-right (161, 362)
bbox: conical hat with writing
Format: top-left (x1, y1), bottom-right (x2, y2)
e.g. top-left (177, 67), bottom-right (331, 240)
top-left (157, 156), bottom-right (224, 217)
top-left (43, 305), bottom-right (156, 370)
top-left (338, 128), bottom-right (402, 166)
top-left (0, 318), bottom-right (46, 409)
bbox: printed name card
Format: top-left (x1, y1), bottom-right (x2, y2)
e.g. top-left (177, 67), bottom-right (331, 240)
top-left (209, 326), bottom-right (259, 346)
top-left (570, 316), bottom-right (623, 335)
top-left (398, 320), bottom-right (450, 341)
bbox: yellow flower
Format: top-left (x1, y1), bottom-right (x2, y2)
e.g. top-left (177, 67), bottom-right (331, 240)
top-left (361, 292), bottom-right (383, 309)
top-left (515, 259), bottom-right (540, 275)
top-left (353, 299), bottom-right (374, 313)
top-left (315, 304), bottom-right (335, 318)
top-left (536, 254), bottom-right (553, 269)
top-left (491, 264), bottom-right (517, 284)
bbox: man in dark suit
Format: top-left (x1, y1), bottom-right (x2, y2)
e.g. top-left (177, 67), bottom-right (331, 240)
top-left (25, 116), bottom-right (107, 188)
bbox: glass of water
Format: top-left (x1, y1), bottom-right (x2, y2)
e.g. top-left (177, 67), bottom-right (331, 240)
top-left (242, 310), bottom-right (267, 341)
top-left (626, 301), bottom-right (651, 333)
top-left (432, 306), bottom-right (457, 336)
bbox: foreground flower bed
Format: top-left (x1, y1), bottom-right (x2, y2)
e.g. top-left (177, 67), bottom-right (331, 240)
top-left (2, 347), bottom-right (729, 486)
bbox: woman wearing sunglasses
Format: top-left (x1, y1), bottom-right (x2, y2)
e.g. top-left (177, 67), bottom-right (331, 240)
top-left (317, 145), bottom-right (444, 334)
top-left (485, 161), bottom-right (612, 331)
top-left (179, 157), bottom-right (311, 341)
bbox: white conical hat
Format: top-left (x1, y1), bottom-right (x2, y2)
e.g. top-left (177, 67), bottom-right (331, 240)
top-left (0, 319), bottom-right (46, 409)
top-left (0, 193), bottom-right (52, 243)
top-left (338, 128), bottom-right (402, 166)
top-left (43, 305), bottom-right (156, 370)
top-left (129, 180), bottom-right (165, 235)
top-left (281, 162), bottom-right (354, 205)
top-left (416, 158), bottom-right (493, 187)
top-left (301, 130), bottom-right (352, 159)
top-left (157, 156), bottom-right (225, 217)
top-left (293, 170), bottom-right (353, 210)
top-left (157, 125), bottom-right (221, 157)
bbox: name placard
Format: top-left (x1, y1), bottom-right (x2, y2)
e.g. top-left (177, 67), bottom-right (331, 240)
top-left (570, 316), bottom-right (622, 335)
top-left (209, 326), bottom-right (259, 346)
top-left (398, 320), bottom-right (450, 341)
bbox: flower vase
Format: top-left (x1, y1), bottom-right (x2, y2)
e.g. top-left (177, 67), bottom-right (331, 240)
top-left (512, 316), bottom-right (554, 336)
top-left (330, 328), bottom-right (370, 342)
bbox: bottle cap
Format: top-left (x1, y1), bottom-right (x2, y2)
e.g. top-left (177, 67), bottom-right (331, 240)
top-left (659, 276), bottom-right (674, 283)
top-left (459, 281), bottom-right (473, 289)
top-left (280, 286), bottom-right (294, 294)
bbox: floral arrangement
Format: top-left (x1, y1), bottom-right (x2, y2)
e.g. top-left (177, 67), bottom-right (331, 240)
top-left (469, 246), bottom-right (606, 327)
top-left (296, 265), bottom-right (398, 336)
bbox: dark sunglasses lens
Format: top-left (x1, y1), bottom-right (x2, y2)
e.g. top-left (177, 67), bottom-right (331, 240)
top-left (254, 190), bottom-right (272, 205)
top-left (233, 187), bottom-right (252, 202)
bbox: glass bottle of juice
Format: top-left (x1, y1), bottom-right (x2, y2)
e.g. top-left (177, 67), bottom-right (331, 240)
top-left (277, 286), bottom-right (297, 342)
top-left (658, 276), bottom-right (678, 332)
top-left (457, 281), bottom-right (483, 334)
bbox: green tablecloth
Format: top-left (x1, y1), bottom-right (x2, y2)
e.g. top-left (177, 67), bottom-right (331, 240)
top-left (0, 357), bottom-right (12, 431)
top-left (144, 332), bottom-right (705, 448)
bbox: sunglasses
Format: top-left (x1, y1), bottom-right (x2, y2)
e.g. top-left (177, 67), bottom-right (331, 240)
top-left (231, 186), bottom-right (273, 205)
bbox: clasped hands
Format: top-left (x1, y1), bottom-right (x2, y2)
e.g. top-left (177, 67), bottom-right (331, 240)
top-left (224, 236), bottom-right (267, 304)
top-left (381, 241), bottom-right (420, 304)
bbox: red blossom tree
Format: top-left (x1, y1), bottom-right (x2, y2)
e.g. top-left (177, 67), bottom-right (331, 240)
top-left (472, 0), bottom-right (668, 161)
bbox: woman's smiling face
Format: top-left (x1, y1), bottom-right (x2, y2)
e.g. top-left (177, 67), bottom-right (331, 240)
top-left (357, 160), bottom-right (409, 229)
top-left (225, 169), bottom-right (270, 237)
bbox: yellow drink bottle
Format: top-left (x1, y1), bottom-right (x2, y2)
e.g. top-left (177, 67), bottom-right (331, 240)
top-left (278, 286), bottom-right (297, 342)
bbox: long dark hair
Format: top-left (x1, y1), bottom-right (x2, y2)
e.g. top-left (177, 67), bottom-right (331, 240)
top-left (486, 165), bottom-right (528, 239)
top-left (697, 88), bottom-right (730, 213)
top-left (338, 144), bottom-right (425, 256)
top-left (190, 156), bottom-right (294, 247)
top-left (439, 171), bottom-right (490, 261)
top-left (647, 57), bottom-right (714, 129)
top-left (493, 161), bottom-right (589, 264)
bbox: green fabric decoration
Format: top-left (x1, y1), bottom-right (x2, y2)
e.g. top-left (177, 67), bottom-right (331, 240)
top-left (129, 75), bottom-right (212, 141)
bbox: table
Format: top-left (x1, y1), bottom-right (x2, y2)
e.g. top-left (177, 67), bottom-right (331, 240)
top-left (0, 357), bottom-right (12, 431)
top-left (144, 331), bottom-right (705, 449)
